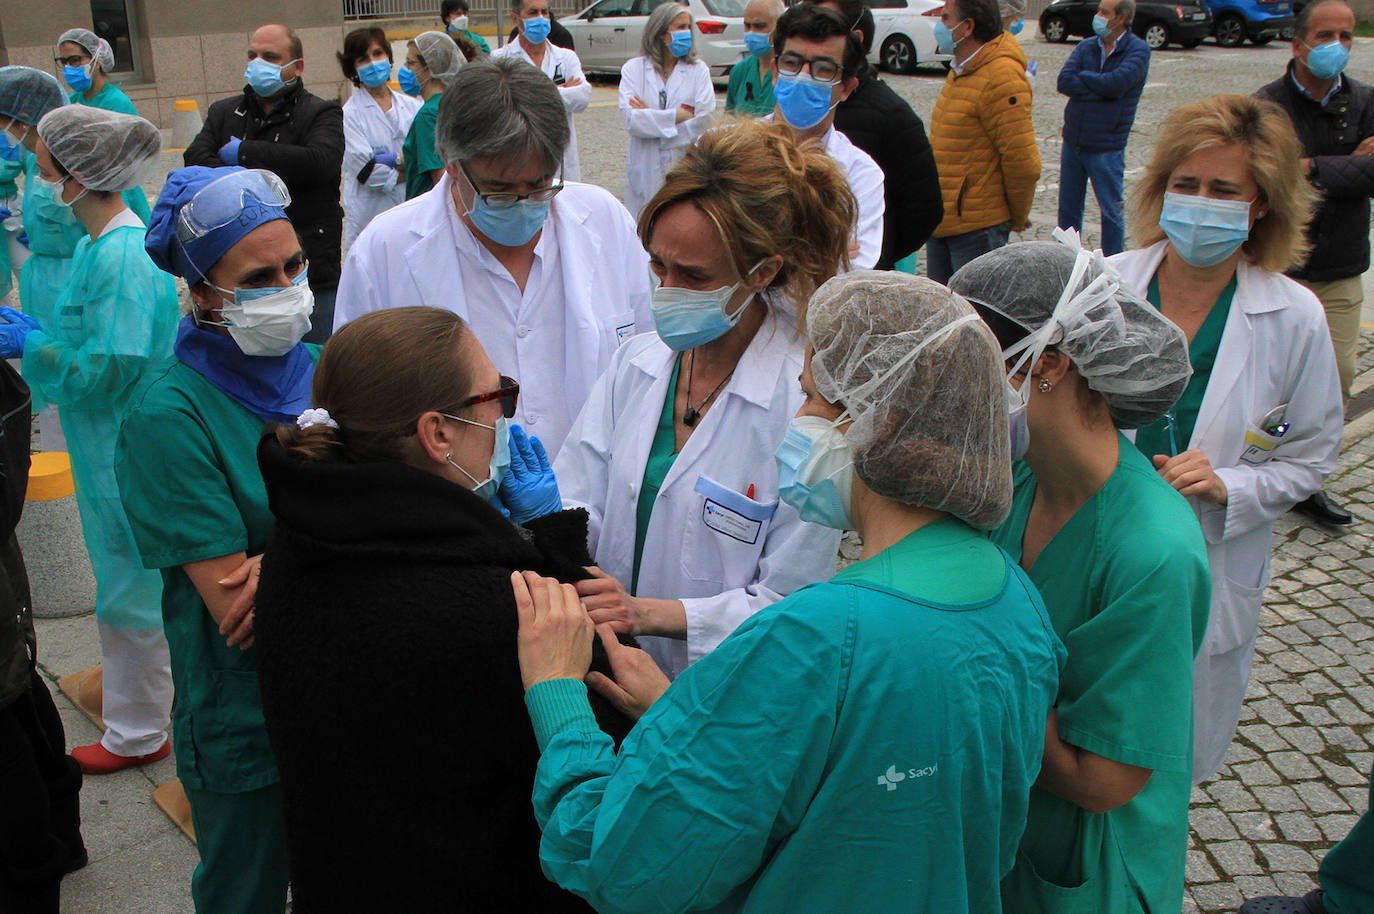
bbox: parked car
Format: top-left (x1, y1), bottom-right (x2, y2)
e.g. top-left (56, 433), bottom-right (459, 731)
top-left (867, 0), bottom-right (952, 73)
top-left (1040, 0), bottom-right (1211, 48)
top-left (1204, 0), bottom-right (1294, 46)
top-left (562, 0), bottom-right (746, 79)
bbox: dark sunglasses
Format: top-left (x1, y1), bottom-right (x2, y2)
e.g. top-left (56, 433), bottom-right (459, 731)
top-left (458, 375), bottom-right (520, 418)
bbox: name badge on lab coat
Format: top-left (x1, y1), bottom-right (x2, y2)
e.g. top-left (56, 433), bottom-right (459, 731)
top-left (694, 475), bottom-right (777, 545)
top-left (1239, 426), bottom-right (1282, 465)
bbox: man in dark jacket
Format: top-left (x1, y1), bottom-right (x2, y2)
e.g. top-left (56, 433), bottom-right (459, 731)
top-left (1055, 0), bottom-right (1149, 256)
top-left (1255, 0), bottom-right (1368, 527)
top-left (807, 0), bottom-right (943, 270)
top-left (184, 23), bottom-right (344, 344)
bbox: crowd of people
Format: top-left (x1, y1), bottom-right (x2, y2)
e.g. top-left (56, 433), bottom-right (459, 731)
top-left (0, 1), bottom-right (1371, 912)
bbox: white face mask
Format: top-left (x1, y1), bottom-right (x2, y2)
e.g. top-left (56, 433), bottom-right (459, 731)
top-left (448, 15), bottom-right (469, 31)
top-left (34, 174), bottom-right (86, 210)
top-left (202, 269), bottom-right (314, 356)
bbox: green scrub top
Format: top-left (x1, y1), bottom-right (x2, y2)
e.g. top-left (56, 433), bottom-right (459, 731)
top-left (114, 350), bottom-right (318, 793)
top-left (402, 92), bottom-right (444, 200)
top-left (631, 355), bottom-right (680, 594)
top-left (455, 28), bottom-right (491, 54)
top-left (992, 438), bottom-right (1211, 914)
top-left (525, 518), bottom-right (1065, 913)
top-left (725, 56), bottom-right (775, 117)
top-left (1134, 273), bottom-right (1235, 459)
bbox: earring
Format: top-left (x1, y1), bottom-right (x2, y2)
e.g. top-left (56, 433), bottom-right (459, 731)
top-left (1037, 378), bottom-right (1053, 393)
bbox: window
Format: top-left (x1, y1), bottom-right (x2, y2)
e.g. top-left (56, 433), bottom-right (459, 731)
top-left (585, 0), bottom-right (640, 17)
top-left (89, 0), bottom-right (139, 75)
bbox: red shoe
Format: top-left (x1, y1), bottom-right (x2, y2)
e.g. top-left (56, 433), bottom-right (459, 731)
top-left (71, 740), bottom-right (171, 775)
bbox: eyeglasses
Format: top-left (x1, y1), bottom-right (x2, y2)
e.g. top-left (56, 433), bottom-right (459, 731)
top-left (456, 376), bottom-right (520, 418)
top-left (776, 52), bottom-right (841, 83)
top-left (54, 54), bottom-right (91, 67)
top-left (457, 161), bottom-right (563, 208)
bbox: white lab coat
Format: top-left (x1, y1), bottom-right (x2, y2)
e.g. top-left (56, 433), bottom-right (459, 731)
top-left (334, 174), bottom-right (652, 452)
top-left (1113, 242), bottom-right (1343, 782)
top-left (619, 56), bottom-right (717, 217)
top-left (554, 306), bottom-right (844, 679)
top-left (341, 87), bottom-right (423, 252)
top-left (491, 40), bottom-right (592, 181)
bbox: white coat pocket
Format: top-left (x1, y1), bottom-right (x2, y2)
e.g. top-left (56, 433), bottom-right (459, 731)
top-left (1238, 424), bottom-right (1284, 465)
top-left (681, 475), bottom-right (777, 586)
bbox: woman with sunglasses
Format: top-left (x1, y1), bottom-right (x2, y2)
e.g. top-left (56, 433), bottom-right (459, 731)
top-left (251, 306), bottom-right (632, 911)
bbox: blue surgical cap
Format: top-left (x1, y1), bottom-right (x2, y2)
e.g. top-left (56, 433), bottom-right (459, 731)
top-left (146, 166), bottom-right (290, 283)
top-left (0, 66), bottom-right (67, 126)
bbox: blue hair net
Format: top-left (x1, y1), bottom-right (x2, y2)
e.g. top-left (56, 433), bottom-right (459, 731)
top-left (0, 66), bottom-right (67, 126)
top-left (145, 166), bottom-right (291, 283)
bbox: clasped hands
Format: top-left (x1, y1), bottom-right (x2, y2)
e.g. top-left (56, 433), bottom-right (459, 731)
top-left (0, 306), bottom-right (42, 358)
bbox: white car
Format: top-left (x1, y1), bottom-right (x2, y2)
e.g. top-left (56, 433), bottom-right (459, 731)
top-left (868, 0), bottom-right (951, 73)
top-left (561, 0), bottom-right (747, 80)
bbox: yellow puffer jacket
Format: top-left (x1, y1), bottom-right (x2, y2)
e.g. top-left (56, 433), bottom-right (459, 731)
top-left (930, 32), bottom-right (1041, 237)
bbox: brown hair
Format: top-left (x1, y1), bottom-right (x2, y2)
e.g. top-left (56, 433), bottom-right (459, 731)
top-left (275, 307), bottom-right (474, 463)
top-left (1129, 94), bottom-right (1317, 273)
top-left (638, 118), bottom-right (855, 327)
top-left (337, 27), bottom-right (391, 87)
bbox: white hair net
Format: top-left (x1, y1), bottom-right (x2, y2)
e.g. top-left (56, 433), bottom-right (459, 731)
top-left (807, 271), bottom-right (1013, 530)
top-left (414, 31), bottom-right (464, 86)
top-left (999, 0), bottom-right (1027, 16)
top-left (36, 106), bottom-right (161, 192)
top-left (0, 67), bottom-right (67, 127)
top-left (58, 28), bottom-right (116, 74)
top-left (948, 228), bottom-right (1192, 430)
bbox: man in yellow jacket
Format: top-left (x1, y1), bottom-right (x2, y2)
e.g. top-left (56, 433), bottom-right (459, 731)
top-left (927, 0), bottom-right (1041, 283)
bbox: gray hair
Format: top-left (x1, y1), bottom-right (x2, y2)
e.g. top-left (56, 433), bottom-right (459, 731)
top-left (435, 56), bottom-right (569, 174)
top-left (1116, 0), bottom-right (1136, 24)
top-left (642, 2), bottom-right (697, 69)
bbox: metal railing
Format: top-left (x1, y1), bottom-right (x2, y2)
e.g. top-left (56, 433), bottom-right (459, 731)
top-left (344, 0), bottom-right (584, 18)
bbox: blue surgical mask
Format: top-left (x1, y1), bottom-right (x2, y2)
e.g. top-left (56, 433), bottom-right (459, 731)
top-left (63, 62), bottom-right (93, 92)
top-left (1092, 14), bottom-right (1112, 38)
top-left (445, 415), bottom-right (511, 501)
top-left (670, 30), bottom-right (693, 57)
top-left (649, 261), bottom-right (764, 351)
top-left (398, 65), bottom-right (424, 96)
top-left (1010, 17), bottom-right (1025, 34)
top-left (358, 60), bottom-right (392, 88)
top-left (1304, 39), bottom-right (1350, 80)
top-left (1159, 191), bottom-right (1253, 268)
top-left (934, 19), bottom-right (965, 54)
top-left (467, 194), bottom-right (550, 247)
top-left (245, 57), bottom-right (299, 98)
top-left (774, 72), bottom-right (837, 130)
top-left (775, 414), bottom-right (854, 530)
top-left (0, 126), bottom-right (26, 163)
top-left (744, 32), bottom-right (772, 56)
top-left (522, 15), bottom-right (551, 44)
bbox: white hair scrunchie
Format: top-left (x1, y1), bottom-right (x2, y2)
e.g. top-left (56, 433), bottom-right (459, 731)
top-left (296, 408), bottom-right (339, 430)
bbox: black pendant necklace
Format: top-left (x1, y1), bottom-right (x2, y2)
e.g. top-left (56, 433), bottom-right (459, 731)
top-left (683, 350), bottom-right (732, 427)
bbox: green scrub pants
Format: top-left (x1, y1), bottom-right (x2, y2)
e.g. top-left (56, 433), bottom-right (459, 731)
top-left (185, 783), bottom-right (289, 914)
top-left (1323, 763), bottom-right (1374, 914)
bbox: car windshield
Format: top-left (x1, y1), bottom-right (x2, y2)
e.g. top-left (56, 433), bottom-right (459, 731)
top-left (702, 0), bottom-right (746, 15)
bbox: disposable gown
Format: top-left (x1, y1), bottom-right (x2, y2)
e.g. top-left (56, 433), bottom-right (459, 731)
top-left (0, 159), bottom-right (19, 299)
top-left (21, 219), bottom-right (178, 628)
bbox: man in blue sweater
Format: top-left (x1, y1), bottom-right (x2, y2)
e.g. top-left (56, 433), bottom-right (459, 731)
top-left (1055, 0), bottom-right (1150, 255)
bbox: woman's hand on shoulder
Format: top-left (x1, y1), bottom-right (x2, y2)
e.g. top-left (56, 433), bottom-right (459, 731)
top-left (586, 624), bottom-right (669, 721)
top-left (1153, 449), bottom-right (1228, 505)
top-left (513, 570), bottom-right (595, 690)
top-left (576, 565), bottom-right (647, 634)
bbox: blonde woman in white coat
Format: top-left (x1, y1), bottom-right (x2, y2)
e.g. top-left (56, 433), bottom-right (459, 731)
top-left (1111, 94), bottom-right (1343, 783)
top-left (555, 119), bottom-right (854, 679)
top-left (619, 2), bottom-right (717, 217)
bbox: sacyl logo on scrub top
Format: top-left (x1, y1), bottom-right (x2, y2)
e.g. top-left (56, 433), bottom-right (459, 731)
top-left (876, 762), bottom-right (938, 791)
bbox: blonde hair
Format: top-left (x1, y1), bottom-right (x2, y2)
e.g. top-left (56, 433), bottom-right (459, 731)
top-left (638, 118), bottom-right (855, 326)
top-left (1129, 94), bottom-right (1316, 273)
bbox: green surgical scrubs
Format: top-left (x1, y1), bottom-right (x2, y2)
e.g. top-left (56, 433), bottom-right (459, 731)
top-left (725, 56), bottom-right (775, 117)
top-left (402, 92), bottom-right (443, 200)
top-left (631, 355), bottom-right (680, 593)
top-left (1322, 765), bottom-right (1374, 913)
top-left (993, 438), bottom-right (1211, 914)
top-left (1134, 273), bottom-right (1235, 459)
top-left (526, 518), bottom-right (1065, 913)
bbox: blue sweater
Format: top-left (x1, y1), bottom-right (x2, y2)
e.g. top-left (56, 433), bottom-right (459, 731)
top-left (1058, 31), bottom-right (1151, 152)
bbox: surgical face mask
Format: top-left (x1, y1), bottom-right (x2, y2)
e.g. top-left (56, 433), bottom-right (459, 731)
top-left (0, 125), bottom-right (27, 163)
top-left (775, 414), bottom-right (854, 530)
top-left (1158, 191), bottom-right (1252, 268)
top-left (463, 184), bottom-right (551, 247)
top-left (744, 31), bottom-right (772, 56)
top-left (358, 60), bottom-right (392, 88)
top-left (1304, 39), bottom-right (1350, 80)
top-left (1007, 382), bottom-right (1030, 461)
top-left (1092, 14), bottom-right (1112, 38)
top-left (650, 260), bottom-right (765, 351)
top-left (522, 15), bottom-right (551, 44)
top-left (1010, 17), bottom-right (1025, 34)
top-left (444, 415), bottom-right (511, 501)
top-left (244, 57), bottom-right (300, 98)
top-left (670, 30), bottom-right (693, 57)
top-left (774, 73), bottom-right (838, 130)
top-left (204, 267), bottom-right (314, 357)
top-left (398, 65), bottom-right (424, 96)
top-left (934, 18), bottom-right (966, 54)
top-left (33, 174), bottom-right (85, 211)
top-left (448, 15), bottom-right (470, 32)
top-left (63, 62), bottom-right (94, 92)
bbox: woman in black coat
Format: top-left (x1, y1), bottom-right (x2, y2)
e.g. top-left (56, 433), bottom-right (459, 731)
top-left (253, 306), bottom-right (630, 913)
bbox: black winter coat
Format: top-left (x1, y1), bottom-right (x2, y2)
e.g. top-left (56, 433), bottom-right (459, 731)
top-left (184, 83), bottom-right (345, 291)
top-left (833, 70), bottom-right (943, 269)
top-left (253, 435), bottom-right (633, 913)
top-left (1257, 65), bottom-right (1374, 282)
top-left (0, 362), bottom-right (32, 711)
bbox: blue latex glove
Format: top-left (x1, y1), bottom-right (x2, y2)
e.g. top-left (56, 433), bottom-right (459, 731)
top-left (374, 150), bottom-right (399, 168)
top-left (0, 207), bottom-right (10, 221)
top-left (499, 423), bottom-right (562, 524)
top-left (218, 136), bottom-right (242, 166)
top-left (0, 306), bottom-right (41, 358)
top-left (15, 233), bottom-right (27, 248)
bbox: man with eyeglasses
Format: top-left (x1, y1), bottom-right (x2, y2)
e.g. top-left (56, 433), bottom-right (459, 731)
top-left (768, 4), bottom-right (885, 270)
top-left (335, 57), bottom-right (651, 453)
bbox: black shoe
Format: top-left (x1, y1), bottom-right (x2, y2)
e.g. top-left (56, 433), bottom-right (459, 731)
top-left (1295, 491), bottom-right (1354, 526)
top-left (1238, 888), bottom-right (1327, 914)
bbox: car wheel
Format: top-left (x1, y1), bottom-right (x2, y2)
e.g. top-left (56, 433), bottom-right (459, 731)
top-left (1250, 34), bottom-right (1273, 44)
top-left (1142, 21), bottom-right (1170, 48)
top-left (1214, 13), bottom-right (1246, 47)
top-left (880, 34), bottom-right (917, 74)
top-left (1042, 15), bottom-right (1069, 41)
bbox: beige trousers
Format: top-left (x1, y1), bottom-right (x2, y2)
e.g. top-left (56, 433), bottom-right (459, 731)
top-left (1296, 274), bottom-right (1364, 406)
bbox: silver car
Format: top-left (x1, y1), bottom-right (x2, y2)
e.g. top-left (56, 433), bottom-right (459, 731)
top-left (561, 0), bottom-right (748, 79)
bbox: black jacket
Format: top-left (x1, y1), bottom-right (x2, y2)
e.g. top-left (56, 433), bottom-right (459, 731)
top-left (833, 70), bottom-right (943, 269)
top-left (184, 83), bottom-right (345, 291)
top-left (1256, 65), bottom-right (1374, 281)
top-left (0, 362), bottom-right (32, 711)
top-left (253, 435), bottom-right (632, 913)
